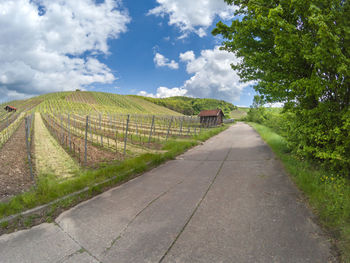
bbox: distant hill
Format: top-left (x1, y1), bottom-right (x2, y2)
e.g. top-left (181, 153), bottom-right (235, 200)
top-left (136, 96), bottom-right (237, 117)
top-left (230, 107), bottom-right (249, 120)
top-left (2, 91), bottom-right (182, 116)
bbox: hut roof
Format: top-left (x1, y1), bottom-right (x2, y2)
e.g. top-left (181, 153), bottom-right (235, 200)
top-left (198, 109), bottom-right (224, 117)
top-left (4, 105), bottom-right (17, 110)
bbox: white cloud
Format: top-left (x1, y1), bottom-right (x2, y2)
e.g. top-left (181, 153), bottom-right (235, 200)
top-left (179, 51), bottom-right (195, 62)
top-left (148, 0), bottom-right (236, 37)
top-left (0, 0), bottom-right (130, 100)
top-left (154, 53), bottom-right (179, 69)
top-left (142, 47), bottom-right (252, 102)
top-left (138, 86), bottom-right (187, 98)
top-left (180, 47), bottom-right (253, 102)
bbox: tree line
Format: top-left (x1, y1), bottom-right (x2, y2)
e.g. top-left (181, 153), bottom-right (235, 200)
top-left (138, 96), bottom-right (237, 117)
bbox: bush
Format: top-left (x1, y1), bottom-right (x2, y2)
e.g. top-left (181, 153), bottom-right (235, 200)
top-left (246, 102), bottom-right (350, 176)
top-left (284, 105), bottom-right (350, 175)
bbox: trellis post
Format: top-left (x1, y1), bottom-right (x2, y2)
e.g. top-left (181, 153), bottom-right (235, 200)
top-left (166, 116), bottom-right (173, 141)
top-left (68, 113), bottom-right (71, 151)
top-left (84, 116), bottom-right (88, 165)
top-left (148, 115), bottom-right (155, 143)
top-left (123, 114), bottom-right (130, 155)
top-left (99, 113), bottom-right (103, 146)
top-left (25, 117), bottom-right (34, 181)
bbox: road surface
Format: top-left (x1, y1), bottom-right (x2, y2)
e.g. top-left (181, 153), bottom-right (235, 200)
top-left (0, 123), bottom-right (335, 262)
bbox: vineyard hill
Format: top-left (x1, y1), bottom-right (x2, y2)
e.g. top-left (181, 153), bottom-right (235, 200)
top-left (2, 91), bottom-right (182, 115)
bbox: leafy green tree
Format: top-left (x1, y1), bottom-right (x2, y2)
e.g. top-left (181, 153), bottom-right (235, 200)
top-left (213, 0), bottom-right (350, 173)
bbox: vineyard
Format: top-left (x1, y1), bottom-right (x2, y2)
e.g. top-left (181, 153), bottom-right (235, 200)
top-left (0, 91), bottom-right (222, 202)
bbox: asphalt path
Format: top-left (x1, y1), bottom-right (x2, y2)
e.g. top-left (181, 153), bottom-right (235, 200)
top-left (0, 123), bottom-right (336, 262)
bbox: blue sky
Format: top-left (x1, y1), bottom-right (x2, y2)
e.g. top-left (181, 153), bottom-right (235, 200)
top-left (0, 0), bottom-right (256, 106)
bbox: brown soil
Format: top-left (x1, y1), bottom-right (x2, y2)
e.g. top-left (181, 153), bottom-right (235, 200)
top-left (0, 120), bottom-right (34, 202)
top-left (42, 114), bottom-right (122, 168)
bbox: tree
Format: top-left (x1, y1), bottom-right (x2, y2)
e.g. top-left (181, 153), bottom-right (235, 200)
top-left (246, 95), bottom-right (267, 124)
top-left (213, 0), bottom-right (350, 173)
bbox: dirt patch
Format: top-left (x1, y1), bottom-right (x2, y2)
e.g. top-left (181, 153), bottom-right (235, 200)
top-left (0, 120), bottom-right (34, 201)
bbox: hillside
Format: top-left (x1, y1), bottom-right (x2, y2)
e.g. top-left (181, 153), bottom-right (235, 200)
top-left (230, 107), bottom-right (249, 120)
top-left (31, 91), bottom-right (182, 115)
top-left (136, 96), bottom-right (236, 117)
top-left (0, 90), bottom-right (201, 202)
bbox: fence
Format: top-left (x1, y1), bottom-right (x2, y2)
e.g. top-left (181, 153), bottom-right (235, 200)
top-left (40, 112), bottom-right (209, 165)
top-left (42, 113), bottom-right (86, 165)
top-left (0, 113), bottom-right (25, 149)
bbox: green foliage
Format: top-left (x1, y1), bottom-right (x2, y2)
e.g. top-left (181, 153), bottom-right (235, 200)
top-left (214, 0), bottom-right (350, 174)
top-left (245, 95), bottom-right (268, 124)
top-left (246, 105), bottom-right (350, 173)
top-left (138, 96), bottom-right (236, 117)
top-left (283, 106), bottom-right (350, 174)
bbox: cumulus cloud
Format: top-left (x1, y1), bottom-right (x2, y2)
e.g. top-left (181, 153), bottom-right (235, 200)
top-left (179, 51), bottom-right (195, 62)
top-left (141, 47), bottom-right (252, 102)
top-left (154, 53), bottom-right (179, 69)
top-left (0, 0), bottom-right (130, 101)
top-left (138, 86), bottom-right (187, 98)
top-left (181, 47), bottom-right (252, 102)
top-left (148, 0), bottom-right (236, 37)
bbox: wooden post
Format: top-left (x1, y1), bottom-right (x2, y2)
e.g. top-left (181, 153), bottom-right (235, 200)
top-left (148, 115), bottom-right (155, 143)
top-left (115, 130), bottom-right (118, 152)
top-left (194, 117), bottom-right (197, 135)
top-left (179, 116), bottom-right (184, 135)
top-left (187, 116), bottom-right (192, 135)
top-left (89, 114), bottom-right (92, 142)
top-left (135, 115), bottom-right (138, 136)
top-left (84, 116), bottom-right (88, 165)
top-left (99, 113), bottom-right (103, 146)
top-left (166, 116), bottom-right (173, 141)
top-left (25, 117), bottom-right (34, 181)
top-left (68, 113), bottom-right (71, 151)
top-left (123, 114), bottom-right (130, 155)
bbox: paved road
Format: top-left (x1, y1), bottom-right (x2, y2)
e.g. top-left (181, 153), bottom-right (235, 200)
top-left (0, 123), bottom-right (335, 263)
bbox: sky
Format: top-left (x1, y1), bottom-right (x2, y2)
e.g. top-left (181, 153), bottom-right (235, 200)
top-left (0, 0), bottom-right (256, 106)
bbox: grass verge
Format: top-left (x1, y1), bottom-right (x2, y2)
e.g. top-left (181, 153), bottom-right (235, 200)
top-left (0, 124), bottom-right (229, 233)
top-left (249, 122), bottom-right (350, 263)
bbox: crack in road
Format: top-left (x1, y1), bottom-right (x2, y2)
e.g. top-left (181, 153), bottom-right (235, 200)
top-left (158, 145), bottom-right (233, 263)
top-left (55, 223), bottom-right (102, 263)
top-left (102, 160), bottom-right (204, 255)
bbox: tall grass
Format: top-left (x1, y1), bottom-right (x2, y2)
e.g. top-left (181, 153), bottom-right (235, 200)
top-left (249, 122), bottom-right (350, 262)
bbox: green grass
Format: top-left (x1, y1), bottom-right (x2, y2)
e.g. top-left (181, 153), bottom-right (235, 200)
top-left (249, 122), bottom-right (350, 262)
top-left (0, 124), bottom-right (230, 223)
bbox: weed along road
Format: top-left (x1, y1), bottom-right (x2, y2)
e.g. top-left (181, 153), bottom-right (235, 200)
top-left (0, 123), bottom-right (335, 263)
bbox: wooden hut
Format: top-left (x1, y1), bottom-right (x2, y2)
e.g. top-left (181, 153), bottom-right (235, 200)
top-left (4, 105), bottom-right (17, 112)
top-left (198, 109), bottom-right (224, 126)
